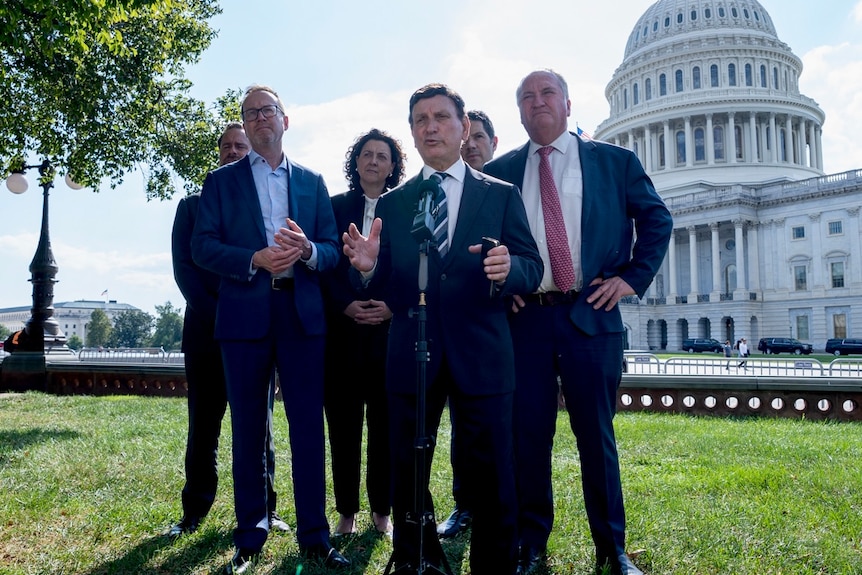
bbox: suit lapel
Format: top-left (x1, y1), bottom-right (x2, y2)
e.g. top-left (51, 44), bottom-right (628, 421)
top-left (447, 168), bottom-right (488, 265)
top-left (234, 156), bottom-right (267, 244)
top-left (577, 136), bottom-right (598, 241)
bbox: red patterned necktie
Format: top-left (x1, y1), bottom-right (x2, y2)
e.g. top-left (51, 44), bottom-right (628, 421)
top-left (538, 146), bottom-right (575, 292)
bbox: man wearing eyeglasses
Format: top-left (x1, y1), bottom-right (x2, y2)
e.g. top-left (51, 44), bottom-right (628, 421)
top-left (192, 85), bottom-right (347, 573)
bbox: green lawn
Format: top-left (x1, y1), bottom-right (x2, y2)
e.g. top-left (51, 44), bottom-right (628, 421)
top-left (1, 392), bottom-right (861, 574)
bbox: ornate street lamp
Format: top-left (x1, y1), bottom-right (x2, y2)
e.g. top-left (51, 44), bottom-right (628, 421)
top-left (5, 159), bottom-right (82, 354)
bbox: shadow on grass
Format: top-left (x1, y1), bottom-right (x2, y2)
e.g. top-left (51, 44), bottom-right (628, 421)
top-left (0, 428), bottom-right (80, 465)
top-left (82, 528), bottom-right (233, 575)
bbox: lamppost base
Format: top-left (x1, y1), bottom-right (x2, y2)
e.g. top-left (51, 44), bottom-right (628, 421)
top-left (0, 352), bottom-right (49, 393)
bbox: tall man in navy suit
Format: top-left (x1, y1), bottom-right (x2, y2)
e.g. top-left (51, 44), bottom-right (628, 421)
top-left (484, 69), bottom-right (672, 575)
top-left (192, 85), bottom-right (349, 574)
top-left (167, 122), bottom-right (289, 539)
top-left (343, 84), bottom-right (543, 575)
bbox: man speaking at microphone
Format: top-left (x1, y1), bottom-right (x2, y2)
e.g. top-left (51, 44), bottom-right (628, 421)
top-left (342, 83), bottom-right (542, 575)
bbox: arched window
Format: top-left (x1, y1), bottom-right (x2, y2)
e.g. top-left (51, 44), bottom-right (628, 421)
top-left (694, 127), bottom-right (705, 161)
top-left (677, 12), bottom-right (683, 24)
top-left (624, 88), bottom-right (628, 109)
top-left (693, 66), bottom-right (701, 89)
top-left (633, 83), bottom-right (639, 105)
top-left (734, 125), bottom-right (744, 159)
top-left (710, 64), bottom-right (719, 87)
top-left (773, 66), bottom-right (779, 89)
top-left (659, 73), bottom-right (667, 96)
top-left (714, 126), bottom-right (725, 160)
top-left (728, 63), bottom-right (737, 86)
top-left (659, 134), bottom-right (666, 167)
top-left (745, 63), bottom-right (753, 86)
top-left (664, 16), bottom-right (670, 27)
top-left (645, 78), bottom-right (652, 100)
top-left (719, 7), bottom-right (726, 17)
top-left (725, 264), bottom-right (737, 293)
top-left (732, 7), bottom-right (738, 18)
top-left (676, 130), bottom-right (686, 164)
top-left (691, 9), bottom-right (697, 21)
top-left (705, 7), bottom-right (711, 18)
top-left (675, 69), bottom-right (684, 92)
top-left (760, 64), bottom-right (767, 87)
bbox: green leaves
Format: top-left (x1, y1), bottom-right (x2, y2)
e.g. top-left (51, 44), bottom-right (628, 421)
top-left (0, 0), bottom-right (228, 200)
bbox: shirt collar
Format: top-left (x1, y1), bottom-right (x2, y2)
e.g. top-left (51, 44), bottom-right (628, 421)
top-left (422, 158), bottom-right (466, 184)
top-left (528, 130), bottom-right (574, 157)
top-left (248, 148), bottom-right (290, 174)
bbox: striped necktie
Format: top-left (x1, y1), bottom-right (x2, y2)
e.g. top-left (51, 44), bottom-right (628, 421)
top-left (430, 172), bottom-right (449, 257)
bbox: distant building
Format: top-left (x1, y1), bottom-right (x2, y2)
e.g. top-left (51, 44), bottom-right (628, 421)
top-left (0, 300), bottom-right (140, 343)
top-left (594, 0), bottom-right (862, 351)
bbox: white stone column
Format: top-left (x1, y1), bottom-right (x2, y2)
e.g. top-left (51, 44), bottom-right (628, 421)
top-left (688, 226), bottom-right (699, 301)
top-left (749, 112), bottom-right (758, 163)
top-left (749, 221), bottom-right (761, 292)
top-left (784, 114), bottom-right (793, 164)
top-left (734, 219), bottom-right (746, 296)
top-left (797, 122), bottom-right (806, 167)
top-left (710, 222), bottom-right (721, 300)
top-left (684, 116), bottom-right (693, 167)
top-left (613, 135), bottom-right (620, 147)
top-left (810, 212), bottom-right (822, 288)
top-left (848, 207), bottom-right (862, 285)
top-left (769, 112), bottom-right (778, 163)
top-left (663, 120), bottom-right (672, 169)
top-left (728, 112), bottom-right (737, 164)
top-left (808, 121), bottom-right (817, 169)
top-left (668, 230), bottom-right (678, 299)
top-left (644, 124), bottom-right (653, 172)
top-left (775, 218), bottom-right (786, 291)
top-left (706, 113), bottom-right (715, 165)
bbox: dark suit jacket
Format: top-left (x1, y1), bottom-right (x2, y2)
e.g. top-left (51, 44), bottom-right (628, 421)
top-left (368, 166), bottom-right (542, 396)
top-left (322, 189), bottom-right (390, 355)
top-left (484, 134), bottom-right (672, 336)
top-left (191, 155), bottom-right (340, 339)
top-left (171, 194), bottom-right (219, 354)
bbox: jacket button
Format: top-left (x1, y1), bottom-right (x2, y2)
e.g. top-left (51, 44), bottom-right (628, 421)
top-left (440, 273), bottom-right (447, 281)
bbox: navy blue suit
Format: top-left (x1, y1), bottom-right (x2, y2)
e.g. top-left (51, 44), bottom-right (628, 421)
top-left (171, 193), bottom-right (279, 523)
top-left (485, 135), bottom-right (672, 564)
top-left (367, 167), bottom-right (542, 575)
top-left (191, 155), bottom-right (340, 552)
top-left (321, 189), bottom-right (391, 519)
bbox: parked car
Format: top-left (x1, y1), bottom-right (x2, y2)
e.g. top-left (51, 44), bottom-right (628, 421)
top-left (757, 337), bottom-right (813, 355)
top-left (824, 338), bottom-right (862, 356)
top-left (682, 338), bottom-right (723, 353)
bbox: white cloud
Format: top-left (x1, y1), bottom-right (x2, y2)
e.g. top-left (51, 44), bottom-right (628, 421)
top-left (800, 41), bottom-right (862, 174)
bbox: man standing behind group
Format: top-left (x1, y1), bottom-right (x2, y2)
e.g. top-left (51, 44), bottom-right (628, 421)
top-left (168, 122), bottom-right (289, 540)
top-left (484, 69), bottom-right (672, 575)
top-left (342, 84), bottom-right (542, 575)
top-left (436, 109), bottom-right (499, 540)
top-left (192, 85), bottom-right (349, 574)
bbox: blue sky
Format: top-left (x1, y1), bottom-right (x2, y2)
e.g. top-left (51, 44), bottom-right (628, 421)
top-left (2, 0), bottom-right (861, 318)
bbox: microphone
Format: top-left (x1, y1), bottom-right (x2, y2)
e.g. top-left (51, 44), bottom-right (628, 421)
top-left (410, 178), bottom-right (439, 244)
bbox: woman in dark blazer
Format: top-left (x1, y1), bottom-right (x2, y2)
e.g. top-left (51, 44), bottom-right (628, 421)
top-left (322, 128), bottom-right (406, 536)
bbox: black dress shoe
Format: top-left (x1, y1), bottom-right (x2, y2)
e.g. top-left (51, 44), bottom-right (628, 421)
top-left (436, 507), bottom-right (472, 538)
top-left (300, 543), bottom-right (351, 568)
top-left (166, 516), bottom-right (201, 539)
top-left (516, 545), bottom-right (546, 575)
top-left (596, 554), bottom-right (644, 575)
top-left (223, 548), bottom-right (260, 575)
top-left (269, 511), bottom-right (291, 532)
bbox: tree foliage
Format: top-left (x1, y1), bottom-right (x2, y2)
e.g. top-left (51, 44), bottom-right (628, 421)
top-left (0, 323), bottom-right (10, 341)
top-left (85, 309), bottom-right (112, 347)
top-left (0, 0), bottom-right (228, 199)
top-left (110, 309), bottom-right (154, 348)
top-left (149, 301), bottom-right (183, 350)
top-left (66, 334), bottom-right (83, 351)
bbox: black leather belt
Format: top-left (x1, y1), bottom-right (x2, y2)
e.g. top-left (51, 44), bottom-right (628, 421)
top-left (271, 277), bottom-right (294, 290)
top-left (523, 290), bottom-right (580, 306)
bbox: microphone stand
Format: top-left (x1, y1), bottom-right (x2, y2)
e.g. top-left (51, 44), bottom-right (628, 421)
top-left (384, 238), bottom-right (452, 575)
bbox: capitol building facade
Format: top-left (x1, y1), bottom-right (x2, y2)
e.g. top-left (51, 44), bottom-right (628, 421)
top-left (595, 0), bottom-right (862, 351)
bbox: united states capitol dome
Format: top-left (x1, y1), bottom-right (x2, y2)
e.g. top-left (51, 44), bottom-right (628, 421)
top-left (594, 0), bottom-right (825, 193)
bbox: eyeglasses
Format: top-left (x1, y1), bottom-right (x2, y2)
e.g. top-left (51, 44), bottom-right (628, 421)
top-left (241, 105), bottom-right (282, 122)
